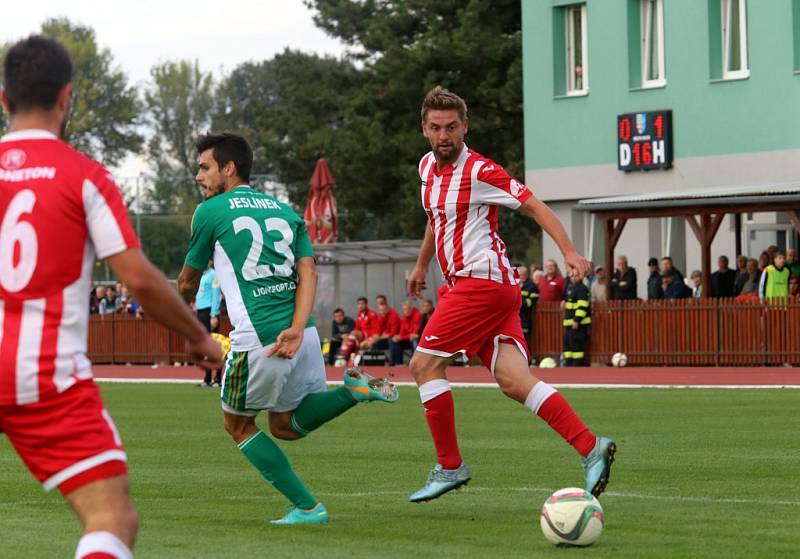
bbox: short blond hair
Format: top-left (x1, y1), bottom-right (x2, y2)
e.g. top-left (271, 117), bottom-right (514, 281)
top-left (421, 86), bottom-right (468, 122)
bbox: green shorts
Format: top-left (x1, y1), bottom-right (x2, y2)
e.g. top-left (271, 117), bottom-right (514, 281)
top-left (220, 327), bottom-right (326, 415)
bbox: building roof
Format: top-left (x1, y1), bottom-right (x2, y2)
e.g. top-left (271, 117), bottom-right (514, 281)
top-left (313, 240), bottom-right (421, 264)
top-left (576, 183), bottom-right (800, 211)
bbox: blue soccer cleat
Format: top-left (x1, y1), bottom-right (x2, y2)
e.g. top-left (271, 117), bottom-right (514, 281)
top-left (270, 502), bottom-right (329, 525)
top-left (409, 463), bottom-right (472, 503)
top-left (344, 367), bottom-right (399, 403)
top-left (582, 436), bottom-right (617, 497)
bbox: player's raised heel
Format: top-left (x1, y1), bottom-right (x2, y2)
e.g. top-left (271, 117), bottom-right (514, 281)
top-left (409, 463), bottom-right (472, 503)
top-left (582, 436), bottom-right (617, 497)
top-left (344, 367), bottom-right (399, 403)
top-left (270, 502), bottom-right (329, 525)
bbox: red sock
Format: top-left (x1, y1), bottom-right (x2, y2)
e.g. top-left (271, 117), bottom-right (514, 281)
top-left (423, 390), bottom-right (462, 469)
top-left (537, 392), bottom-right (596, 457)
top-left (81, 554), bottom-right (117, 559)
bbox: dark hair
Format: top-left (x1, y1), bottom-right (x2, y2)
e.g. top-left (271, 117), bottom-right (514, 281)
top-left (661, 269), bottom-right (674, 278)
top-left (3, 35), bottom-right (73, 113)
top-left (376, 294), bottom-right (387, 303)
top-left (648, 257), bottom-right (658, 267)
top-left (333, 308), bottom-right (344, 314)
top-left (195, 132), bottom-right (253, 183)
top-left (357, 297), bottom-right (368, 304)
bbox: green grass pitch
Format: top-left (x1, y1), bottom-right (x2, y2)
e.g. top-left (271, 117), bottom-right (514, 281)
top-left (1, 384), bottom-right (798, 558)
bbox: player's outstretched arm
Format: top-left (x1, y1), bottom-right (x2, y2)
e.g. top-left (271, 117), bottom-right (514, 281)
top-left (408, 226), bottom-right (435, 297)
top-left (519, 196), bottom-right (592, 277)
top-left (268, 256), bottom-right (317, 359)
top-left (109, 250), bottom-right (223, 369)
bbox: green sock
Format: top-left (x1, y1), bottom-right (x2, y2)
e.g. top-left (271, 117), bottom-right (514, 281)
top-left (238, 430), bottom-right (316, 510)
top-left (290, 386), bottom-right (358, 437)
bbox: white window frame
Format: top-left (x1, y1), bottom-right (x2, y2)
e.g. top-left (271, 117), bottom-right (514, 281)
top-left (721, 0), bottom-right (749, 79)
top-left (641, 0), bottom-right (666, 88)
top-left (565, 4), bottom-right (589, 96)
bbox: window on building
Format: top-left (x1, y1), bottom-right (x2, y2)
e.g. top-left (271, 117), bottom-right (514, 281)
top-left (721, 0), bottom-right (749, 79)
top-left (565, 4), bottom-right (589, 95)
top-left (793, 0), bottom-right (800, 72)
top-left (641, 0), bottom-right (666, 87)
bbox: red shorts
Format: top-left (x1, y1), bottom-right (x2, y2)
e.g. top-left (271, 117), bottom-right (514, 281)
top-left (417, 277), bottom-right (527, 372)
top-left (0, 380), bottom-right (127, 495)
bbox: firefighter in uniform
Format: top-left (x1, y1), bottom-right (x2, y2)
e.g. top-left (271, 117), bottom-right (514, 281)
top-left (563, 268), bottom-right (591, 367)
top-left (518, 266), bottom-right (540, 357)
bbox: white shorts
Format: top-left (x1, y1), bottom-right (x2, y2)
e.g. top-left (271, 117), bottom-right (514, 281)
top-left (220, 327), bottom-right (327, 415)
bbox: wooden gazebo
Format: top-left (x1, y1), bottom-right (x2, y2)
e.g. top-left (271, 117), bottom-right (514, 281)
top-left (576, 184), bottom-right (800, 299)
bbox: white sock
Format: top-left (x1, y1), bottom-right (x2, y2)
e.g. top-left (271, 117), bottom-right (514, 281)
top-left (418, 378), bottom-right (451, 404)
top-left (524, 381), bottom-right (557, 414)
top-left (75, 531), bottom-right (132, 559)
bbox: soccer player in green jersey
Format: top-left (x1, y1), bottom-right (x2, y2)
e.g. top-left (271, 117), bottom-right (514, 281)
top-left (178, 132), bottom-right (398, 525)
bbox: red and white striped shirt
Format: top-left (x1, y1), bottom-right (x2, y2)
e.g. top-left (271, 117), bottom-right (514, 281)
top-left (419, 145), bottom-right (532, 285)
top-left (0, 130), bottom-right (138, 406)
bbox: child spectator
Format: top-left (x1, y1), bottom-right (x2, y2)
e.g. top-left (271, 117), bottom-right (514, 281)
top-left (759, 251), bottom-right (790, 302)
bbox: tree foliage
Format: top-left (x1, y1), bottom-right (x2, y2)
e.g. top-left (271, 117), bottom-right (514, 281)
top-left (0, 19), bottom-right (141, 166)
top-left (44, 19), bottom-right (142, 166)
top-left (300, 0), bottom-right (536, 259)
top-left (144, 60), bottom-right (214, 211)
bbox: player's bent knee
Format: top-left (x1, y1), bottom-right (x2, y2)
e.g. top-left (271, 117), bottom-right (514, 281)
top-left (269, 425), bottom-right (301, 441)
top-left (223, 414), bottom-right (257, 444)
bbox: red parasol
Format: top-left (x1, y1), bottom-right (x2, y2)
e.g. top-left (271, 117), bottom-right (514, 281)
top-left (304, 158), bottom-right (338, 244)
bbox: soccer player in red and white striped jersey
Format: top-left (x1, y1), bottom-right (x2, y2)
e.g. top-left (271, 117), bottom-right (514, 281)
top-left (406, 86), bottom-right (616, 503)
top-left (0, 36), bottom-right (222, 559)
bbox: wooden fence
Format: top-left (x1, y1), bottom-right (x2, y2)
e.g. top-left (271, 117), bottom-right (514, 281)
top-left (532, 297), bottom-right (800, 366)
top-left (88, 298), bottom-right (800, 366)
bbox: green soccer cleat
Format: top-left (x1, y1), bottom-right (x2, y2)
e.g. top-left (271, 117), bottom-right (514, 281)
top-left (582, 436), bottom-right (617, 497)
top-left (409, 463), bottom-right (472, 503)
top-left (270, 502), bottom-right (329, 525)
top-left (344, 367), bottom-right (399, 403)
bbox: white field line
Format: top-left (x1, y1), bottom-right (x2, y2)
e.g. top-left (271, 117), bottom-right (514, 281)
top-left (94, 378), bottom-right (800, 389)
top-left (4, 486), bottom-right (799, 509)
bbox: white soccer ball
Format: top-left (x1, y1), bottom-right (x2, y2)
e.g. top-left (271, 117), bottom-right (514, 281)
top-left (611, 352), bottom-right (628, 368)
top-left (540, 487), bottom-right (604, 547)
top-left (539, 357), bottom-right (557, 368)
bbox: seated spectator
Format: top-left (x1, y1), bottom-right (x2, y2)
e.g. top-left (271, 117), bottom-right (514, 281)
top-left (711, 255), bottom-right (736, 298)
top-left (368, 294), bottom-right (400, 351)
top-left (590, 267), bottom-right (607, 302)
top-left (418, 298), bottom-right (435, 340)
top-left (660, 256), bottom-right (685, 285)
top-left (786, 248), bottom-right (800, 278)
top-left (759, 251), bottom-right (790, 302)
top-left (611, 255), bottom-right (637, 300)
top-left (89, 285), bottom-right (105, 314)
top-left (98, 285), bottom-right (120, 314)
top-left (758, 251), bottom-right (770, 271)
top-left (538, 259), bottom-right (565, 302)
top-left (662, 269), bottom-right (691, 299)
top-left (735, 255), bottom-right (747, 276)
top-left (119, 285), bottom-right (140, 314)
top-left (689, 270), bottom-right (702, 298)
top-left (328, 308), bottom-right (355, 365)
top-left (340, 297), bottom-right (381, 361)
top-left (646, 257), bottom-right (662, 300)
top-left (790, 275), bottom-right (800, 298)
top-left (389, 300), bottom-right (422, 366)
top-left (735, 258), bottom-right (760, 295)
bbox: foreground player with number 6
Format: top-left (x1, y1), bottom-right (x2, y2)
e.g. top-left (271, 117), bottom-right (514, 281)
top-left (406, 87), bottom-right (616, 502)
top-left (0, 36), bottom-right (224, 559)
top-left (177, 133), bottom-right (398, 526)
